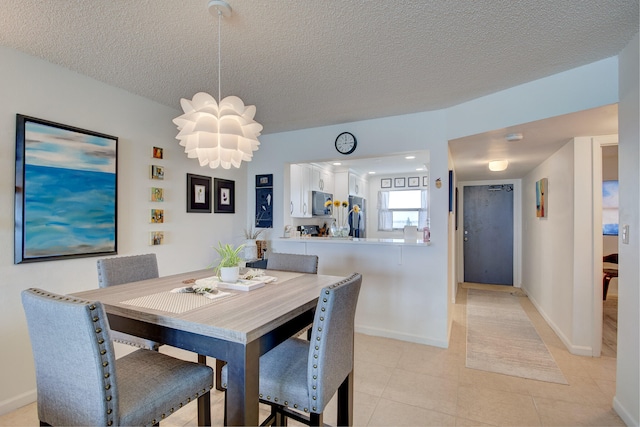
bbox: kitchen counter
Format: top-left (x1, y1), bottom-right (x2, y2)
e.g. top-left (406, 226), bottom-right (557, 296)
top-left (280, 237), bottom-right (430, 246)
top-left (271, 234), bottom-right (446, 349)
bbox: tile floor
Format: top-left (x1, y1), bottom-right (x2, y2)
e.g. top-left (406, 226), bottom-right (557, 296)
top-left (0, 284), bottom-right (624, 426)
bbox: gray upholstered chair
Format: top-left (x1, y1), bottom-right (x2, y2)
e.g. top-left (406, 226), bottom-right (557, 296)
top-left (21, 288), bottom-right (213, 427)
top-left (96, 254), bottom-right (161, 350)
top-left (221, 273), bottom-right (362, 426)
top-left (215, 252), bottom-right (320, 391)
top-left (266, 252), bottom-right (319, 274)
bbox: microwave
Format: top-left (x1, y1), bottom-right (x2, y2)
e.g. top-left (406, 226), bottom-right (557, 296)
top-left (311, 191), bottom-right (333, 216)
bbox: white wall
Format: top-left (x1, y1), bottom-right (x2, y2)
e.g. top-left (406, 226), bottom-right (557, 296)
top-left (0, 47), bottom-right (247, 413)
top-left (521, 142), bottom-right (577, 347)
top-left (614, 31), bottom-right (639, 427)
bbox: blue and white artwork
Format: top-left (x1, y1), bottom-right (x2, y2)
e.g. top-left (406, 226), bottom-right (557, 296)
top-left (602, 180), bottom-right (618, 236)
top-left (17, 117), bottom-right (117, 262)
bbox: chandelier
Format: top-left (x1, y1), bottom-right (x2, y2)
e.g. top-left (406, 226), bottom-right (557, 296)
top-left (173, 0), bottom-right (262, 169)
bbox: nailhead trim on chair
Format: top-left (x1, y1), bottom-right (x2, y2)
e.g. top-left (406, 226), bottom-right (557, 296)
top-left (29, 289), bottom-right (215, 427)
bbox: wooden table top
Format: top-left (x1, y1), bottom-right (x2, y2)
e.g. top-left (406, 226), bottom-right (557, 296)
top-left (73, 269), bottom-right (345, 344)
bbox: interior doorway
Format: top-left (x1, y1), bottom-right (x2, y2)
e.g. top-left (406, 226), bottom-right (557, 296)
top-left (463, 184), bottom-right (514, 285)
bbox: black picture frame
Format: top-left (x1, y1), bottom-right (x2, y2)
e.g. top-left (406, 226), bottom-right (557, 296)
top-left (448, 170), bottom-right (454, 212)
top-left (423, 176), bottom-right (429, 187)
top-left (394, 177), bottom-right (406, 188)
top-left (381, 178), bottom-right (392, 189)
top-left (14, 114), bottom-right (118, 263)
top-left (256, 174), bottom-right (273, 188)
top-left (214, 178), bottom-right (235, 213)
top-left (408, 177), bottom-right (420, 187)
top-left (187, 173), bottom-right (212, 213)
top-left (455, 187), bottom-right (459, 230)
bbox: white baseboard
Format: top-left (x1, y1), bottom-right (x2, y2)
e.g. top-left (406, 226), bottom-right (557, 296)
top-left (613, 396), bottom-right (638, 427)
top-left (0, 389), bottom-right (36, 417)
top-left (522, 286), bottom-right (593, 356)
top-left (355, 324), bottom-right (449, 349)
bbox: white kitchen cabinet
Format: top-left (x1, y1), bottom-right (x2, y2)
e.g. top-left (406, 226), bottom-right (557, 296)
top-left (290, 163), bottom-right (312, 218)
top-left (311, 165), bottom-right (334, 193)
top-left (348, 172), bottom-right (367, 196)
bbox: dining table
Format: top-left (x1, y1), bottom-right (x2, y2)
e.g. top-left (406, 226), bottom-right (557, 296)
top-left (72, 268), bottom-right (352, 426)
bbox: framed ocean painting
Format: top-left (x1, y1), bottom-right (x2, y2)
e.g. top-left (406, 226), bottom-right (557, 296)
top-left (14, 115), bottom-right (118, 263)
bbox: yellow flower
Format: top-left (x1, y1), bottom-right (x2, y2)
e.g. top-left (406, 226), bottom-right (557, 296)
top-left (324, 199), bottom-right (333, 207)
top-left (352, 204), bottom-right (360, 213)
top-left (333, 200), bottom-right (341, 208)
top-left (341, 201), bottom-right (348, 208)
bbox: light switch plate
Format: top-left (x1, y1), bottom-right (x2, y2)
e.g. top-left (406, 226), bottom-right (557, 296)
top-left (622, 224), bottom-right (630, 244)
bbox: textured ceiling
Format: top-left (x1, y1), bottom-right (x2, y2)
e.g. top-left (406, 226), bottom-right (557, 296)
top-left (0, 1), bottom-right (637, 179)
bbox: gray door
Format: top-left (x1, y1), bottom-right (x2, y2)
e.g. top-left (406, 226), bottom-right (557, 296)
top-left (463, 184), bottom-right (514, 285)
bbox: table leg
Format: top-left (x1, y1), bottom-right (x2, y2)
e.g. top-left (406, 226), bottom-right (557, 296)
top-left (336, 370), bottom-right (354, 426)
top-left (225, 341), bottom-right (260, 426)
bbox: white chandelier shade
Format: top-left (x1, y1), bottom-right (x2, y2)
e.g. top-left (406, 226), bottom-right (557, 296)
top-left (173, 92), bottom-right (263, 169)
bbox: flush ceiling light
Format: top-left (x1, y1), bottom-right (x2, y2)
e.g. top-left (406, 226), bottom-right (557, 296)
top-left (488, 160), bottom-right (509, 171)
top-left (173, 0), bottom-right (262, 169)
top-left (505, 133), bottom-right (523, 142)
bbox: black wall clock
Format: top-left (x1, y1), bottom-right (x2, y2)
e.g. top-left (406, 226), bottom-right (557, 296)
top-left (335, 132), bottom-right (357, 155)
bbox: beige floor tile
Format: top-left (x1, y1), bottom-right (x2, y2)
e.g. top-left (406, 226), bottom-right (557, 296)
top-left (455, 416), bottom-right (496, 427)
top-left (354, 359), bottom-right (393, 397)
top-left (397, 343), bottom-right (463, 380)
top-left (459, 365), bottom-right (536, 395)
top-left (527, 373), bottom-right (611, 407)
top-left (456, 385), bottom-right (541, 426)
top-left (0, 402), bottom-right (38, 427)
top-left (355, 333), bottom-right (405, 368)
top-left (534, 396), bottom-right (626, 426)
top-left (368, 398), bottom-right (456, 426)
top-left (381, 368), bottom-right (458, 416)
top-left (319, 390), bottom-right (379, 427)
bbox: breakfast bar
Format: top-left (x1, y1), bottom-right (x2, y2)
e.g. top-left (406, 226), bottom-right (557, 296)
top-left (270, 236), bottom-right (449, 349)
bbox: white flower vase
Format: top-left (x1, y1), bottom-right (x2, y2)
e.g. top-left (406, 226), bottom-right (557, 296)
top-left (244, 239), bottom-right (258, 260)
top-left (219, 266), bottom-right (239, 283)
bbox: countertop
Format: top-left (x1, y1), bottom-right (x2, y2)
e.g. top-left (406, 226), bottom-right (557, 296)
top-left (279, 237), bottom-right (430, 246)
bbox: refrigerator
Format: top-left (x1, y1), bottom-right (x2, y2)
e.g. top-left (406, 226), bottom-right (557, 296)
top-left (348, 196), bottom-right (366, 238)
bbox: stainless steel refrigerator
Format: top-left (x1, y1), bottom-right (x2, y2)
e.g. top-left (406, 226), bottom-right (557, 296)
top-left (348, 196), bottom-right (366, 238)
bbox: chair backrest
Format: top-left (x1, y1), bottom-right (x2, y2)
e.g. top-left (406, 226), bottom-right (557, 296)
top-left (21, 288), bottom-right (120, 426)
top-left (97, 253), bottom-right (159, 287)
top-left (603, 253), bottom-right (618, 264)
top-left (266, 252), bottom-right (318, 274)
top-left (307, 273), bottom-right (362, 413)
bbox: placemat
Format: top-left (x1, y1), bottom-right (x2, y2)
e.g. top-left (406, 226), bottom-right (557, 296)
top-left (121, 290), bottom-right (233, 314)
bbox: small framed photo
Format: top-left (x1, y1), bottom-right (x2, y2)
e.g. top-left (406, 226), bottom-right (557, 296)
top-left (151, 187), bottom-right (164, 202)
top-left (150, 209), bottom-right (164, 223)
top-left (256, 174), bottom-right (273, 188)
top-left (149, 231), bottom-right (164, 246)
top-left (214, 178), bottom-right (235, 213)
top-left (150, 165), bottom-right (164, 180)
top-left (394, 177), bottom-right (406, 188)
top-left (381, 178), bottom-right (392, 189)
top-left (152, 146), bottom-right (163, 159)
top-left (187, 173), bottom-right (211, 213)
top-left (408, 177), bottom-right (420, 187)
top-left (422, 176), bottom-right (429, 187)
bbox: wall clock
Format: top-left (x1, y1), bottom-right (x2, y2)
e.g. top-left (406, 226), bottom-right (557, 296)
top-left (335, 132), bottom-right (357, 155)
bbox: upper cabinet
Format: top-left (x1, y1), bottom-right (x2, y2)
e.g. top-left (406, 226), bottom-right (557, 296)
top-left (290, 163), bottom-right (312, 218)
top-left (311, 165), bottom-right (334, 193)
top-left (348, 172), bottom-right (367, 196)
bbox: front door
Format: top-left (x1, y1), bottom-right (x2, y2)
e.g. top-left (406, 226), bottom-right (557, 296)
top-left (463, 184), bottom-right (514, 285)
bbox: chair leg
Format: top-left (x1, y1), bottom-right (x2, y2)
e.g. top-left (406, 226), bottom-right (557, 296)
top-left (197, 391), bottom-right (211, 426)
top-left (309, 412), bottom-right (322, 426)
top-left (603, 275), bottom-right (611, 300)
top-left (215, 359), bottom-right (227, 391)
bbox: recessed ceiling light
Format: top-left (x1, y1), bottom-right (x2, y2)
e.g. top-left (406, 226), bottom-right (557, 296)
top-left (332, 162), bottom-right (342, 166)
top-left (405, 155), bottom-right (416, 159)
top-left (368, 171), bottom-right (376, 174)
top-left (416, 168), bottom-right (424, 171)
top-left (488, 160), bottom-right (509, 171)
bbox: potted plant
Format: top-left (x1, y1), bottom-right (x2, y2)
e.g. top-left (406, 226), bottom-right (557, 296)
top-left (214, 242), bottom-right (245, 283)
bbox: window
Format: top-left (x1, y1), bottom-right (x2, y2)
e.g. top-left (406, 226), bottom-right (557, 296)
top-left (378, 189), bottom-right (428, 231)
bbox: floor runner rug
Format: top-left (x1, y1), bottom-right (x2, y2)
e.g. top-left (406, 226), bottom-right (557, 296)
top-left (466, 289), bottom-right (568, 384)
